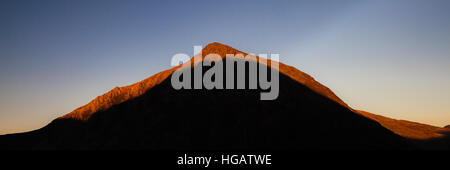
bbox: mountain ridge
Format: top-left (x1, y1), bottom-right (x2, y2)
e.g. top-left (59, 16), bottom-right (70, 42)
top-left (60, 42), bottom-right (350, 121)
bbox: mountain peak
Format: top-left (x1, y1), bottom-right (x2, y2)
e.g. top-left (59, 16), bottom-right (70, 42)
top-left (203, 42), bottom-right (232, 51)
top-left (201, 42), bottom-right (247, 58)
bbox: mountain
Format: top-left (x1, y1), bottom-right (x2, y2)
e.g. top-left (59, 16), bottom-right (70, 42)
top-left (0, 42), bottom-right (447, 150)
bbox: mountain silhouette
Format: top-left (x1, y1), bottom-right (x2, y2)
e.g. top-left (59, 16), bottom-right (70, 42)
top-left (0, 42), bottom-right (447, 150)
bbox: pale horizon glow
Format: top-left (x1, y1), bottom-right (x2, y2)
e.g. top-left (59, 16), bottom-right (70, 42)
top-left (1, 0), bottom-right (450, 134)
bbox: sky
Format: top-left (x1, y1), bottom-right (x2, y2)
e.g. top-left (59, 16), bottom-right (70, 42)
top-left (1, 0), bottom-right (450, 134)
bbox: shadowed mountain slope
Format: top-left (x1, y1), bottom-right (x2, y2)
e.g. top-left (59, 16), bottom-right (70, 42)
top-left (1, 42), bottom-right (442, 150)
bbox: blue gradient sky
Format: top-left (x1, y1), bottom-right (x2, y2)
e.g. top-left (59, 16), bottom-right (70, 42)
top-left (1, 0), bottom-right (450, 134)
